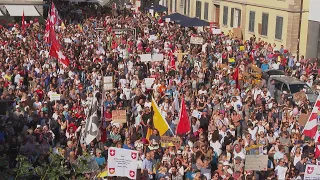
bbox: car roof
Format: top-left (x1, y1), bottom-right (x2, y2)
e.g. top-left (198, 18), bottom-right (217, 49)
top-left (271, 76), bottom-right (305, 85)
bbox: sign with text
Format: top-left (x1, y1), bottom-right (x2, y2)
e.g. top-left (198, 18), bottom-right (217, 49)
top-left (190, 36), bottom-right (204, 45)
top-left (160, 136), bottom-right (181, 147)
top-left (103, 76), bottom-right (114, 91)
top-left (112, 110), bottom-right (127, 124)
top-left (304, 164), bottom-right (320, 180)
top-left (107, 147), bottom-right (138, 179)
top-left (49, 93), bottom-right (61, 101)
top-left (244, 155), bottom-right (268, 171)
top-left (212, 29), bottom-right (222, 34)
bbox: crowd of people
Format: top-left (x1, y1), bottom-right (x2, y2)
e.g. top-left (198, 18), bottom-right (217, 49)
top-left (0, 1), bottom-right (320, 180)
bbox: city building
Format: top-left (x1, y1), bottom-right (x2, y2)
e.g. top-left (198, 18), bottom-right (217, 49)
top-left (0, 0), bottom-right (44, 22)
top-left (305, 0), bottom-right (320, 59)
top-left (161, 0), bottom-right (314, 58)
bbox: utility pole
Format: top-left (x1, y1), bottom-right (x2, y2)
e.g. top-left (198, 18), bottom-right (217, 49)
top-left (297, 0), bottom-right (303, 62)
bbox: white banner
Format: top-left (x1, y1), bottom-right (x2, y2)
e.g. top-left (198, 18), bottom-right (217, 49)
top-left (190, 36), bottom-right (204, 44)
top-left (305, 164), bottom-right (320, 180)
top-left (50, 93), bottom-right (61, 101)
top-left (107, 147), bottom-right (139, 179)
top-left (212, 29), bottom-right (222, 34)
top-left (139, 54), bottom-right (164, 62)
top-left (144, 78), bottom-right (155, 89)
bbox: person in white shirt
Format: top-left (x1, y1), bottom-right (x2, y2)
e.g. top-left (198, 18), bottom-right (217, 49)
top-left (275, 158), bottom-right (288, 180)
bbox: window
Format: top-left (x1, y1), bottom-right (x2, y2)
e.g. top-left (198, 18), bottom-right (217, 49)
top-left (261, 13), bottom-right (269, 36)
top-left (275, 16), bottom-right (283, 39)
top-left (184, 0), bottom-right (187, 14)
top-left (249, 11), bottom-right (255, 32)
top-left (204, 2), bottom-right (209, 20)
top-left (231, 8), bottom-right (241, 28)
top-left (196, 1), bottom-right (202, 18)
top-left (223, 6), bottom-right (228, 26)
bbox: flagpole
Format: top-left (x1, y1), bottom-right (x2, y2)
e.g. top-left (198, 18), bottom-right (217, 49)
top-left (152, 97), bottom-right (175, 136)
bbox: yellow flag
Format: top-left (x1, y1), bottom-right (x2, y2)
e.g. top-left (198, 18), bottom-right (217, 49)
top-left (151, 98), bottom-right (170, 136)
top-left (78, 24), bottom-right (83, 32)
top-left (146, 128), bottom-right (153, 140)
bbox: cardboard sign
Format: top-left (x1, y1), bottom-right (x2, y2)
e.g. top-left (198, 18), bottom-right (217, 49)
top-left (212, 29), bottom-right (222, 34)
top-left (107, 147), bottom-right (139, 179)
top-left (248, 64), bottom-right (262, 73)
top-left (304, 164), bottom-right (320, 179)
top-left (160, 136), bottom-right (181, 147)
top-left (112, 110), bottom-right (127, 124)
top-left (233, 28), bottom-right (242, 39)
top-left (190, 37), bottom-right (204, 45)
top-left (293, 91), bottom-right (307, 102)
top-left (244, 155), bottom-right (268, 171)
top-left (50, 93), bottom-right (61, 101)
top-left (298, 113), bottom-right (310, 126)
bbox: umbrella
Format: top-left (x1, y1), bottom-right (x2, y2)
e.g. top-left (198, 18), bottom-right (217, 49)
top-left (178, 17), bottom-right (210, 27)
top-left (144, 4), bottom-right (168, 12)
top-left (162, 13), bottom-right (192, 22)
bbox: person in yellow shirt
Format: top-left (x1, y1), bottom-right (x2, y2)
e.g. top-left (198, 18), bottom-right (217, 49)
top-left (4, 70), bottom-right (12, 82)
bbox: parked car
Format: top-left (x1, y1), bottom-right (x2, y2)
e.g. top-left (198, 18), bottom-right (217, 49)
top-left (262, 70), bottom-right (286, 81)
top-left (267, 75), bottom-right (318, 104)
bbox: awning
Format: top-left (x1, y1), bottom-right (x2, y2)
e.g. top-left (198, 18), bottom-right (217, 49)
top-left (5, 5), bottom-right (40, 16)
top-left (0, 10), bottom-right (3, 16)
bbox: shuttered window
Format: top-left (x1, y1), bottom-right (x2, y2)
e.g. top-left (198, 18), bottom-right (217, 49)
top-left (237, 9), bottom-right (241, 27)
top-left (261, 13), bottom-right (269, 36)
top-left (249, 11), bottom-right (255, 32)
top-left (275, 16), bottom-right (283, 39)
top-left (230, 8), bottom-right (234, 27)
top-left (204, 2), bottom-right (209, 20)
top-left (196, 1), bottom-right (201, 18)
top-left (223, 6), bottom-right (228, 26)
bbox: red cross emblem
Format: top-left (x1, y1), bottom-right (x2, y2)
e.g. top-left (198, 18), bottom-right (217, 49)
top-left (129, 170), bottom-right (135, 177)
top-left (131, 152), bottom-right (137, 159)
top-left (307, 166), bottom-right (314, 174)
top-left (109, 149), bottom-right (116, 156)
top-left (109, 168), bottom-right (115, 174)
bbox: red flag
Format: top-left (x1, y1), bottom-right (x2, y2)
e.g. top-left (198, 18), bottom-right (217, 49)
top-left (49, 29), bottom-right (70, 67)
top-left (233, 67), bottom-right (240, 89)
top-left (21, 10), bottom-right (25, 31)
top-left (176, 97), bottom-right (190, 135)
top-left (303, 96), bottom-right (320, 138)
top-left (44, 16), bottom-right (51, 43)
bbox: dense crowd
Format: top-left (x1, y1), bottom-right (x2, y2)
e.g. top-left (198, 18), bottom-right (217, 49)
top-left (0, 2), bottom-right (320, 180)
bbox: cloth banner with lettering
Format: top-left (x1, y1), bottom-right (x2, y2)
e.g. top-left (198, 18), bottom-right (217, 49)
top-left (107, 147), bottom-right (138, 179)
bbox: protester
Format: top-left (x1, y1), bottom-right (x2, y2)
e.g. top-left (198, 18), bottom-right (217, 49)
top-left (0, 1), bottom-right (319, 179)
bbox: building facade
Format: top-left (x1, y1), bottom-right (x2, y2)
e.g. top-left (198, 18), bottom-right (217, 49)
top-left (305, 0), bottom-right (320, 59)
top-left (161, 0), bottom-right (313, 58)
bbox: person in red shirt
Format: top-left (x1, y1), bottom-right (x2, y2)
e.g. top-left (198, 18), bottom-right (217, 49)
top-left (35, 85), bottom-right (44, 100)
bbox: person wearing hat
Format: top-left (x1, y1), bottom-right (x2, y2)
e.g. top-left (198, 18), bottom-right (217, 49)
top-left (94, 149), bottom-right (106, 167)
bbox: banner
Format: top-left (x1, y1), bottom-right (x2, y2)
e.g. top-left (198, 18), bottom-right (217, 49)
top-left (190, 36), bottom-right (204, 45)
top-left (112, 110), bottom-right (127, 124)
top-left (244, 155), bottom-right (268, 171)
top-left (107, 147), bottom-right (138, 179)
top-left (293, 91), bottom-right (307, 102)
top-left (139, 54), bottom-right (164, 62)
top-left (304, 164), bottom-right (320, 180)
top-left (161, 136), bottom-right (181, 147)
top-left (103, 76), bottom-right (113, 90)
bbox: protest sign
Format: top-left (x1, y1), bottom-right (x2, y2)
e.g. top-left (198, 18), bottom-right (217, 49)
top-left (50, 93), bottom-right (61, 101)
top-left (160, 136), bottom-right (181, 147)
top-left (139, 53), bottom-right (164, 62)
top-left (233, 28), bottom-right (242, 39)
top-left (212, 29), bottom-right (221, 34)
top-left (149, 35), bottom-right (158, 41)
top-left (192, 110), bottom-right (202, 118)
top-left (104, 76), bottom-right (113, 83)
top-left (293, 91), bottom-right (307, 102)
top-left (304, 164), bottom-right (320, 180)
top-left (244, 155), bottom-right (268, 171)
top-left (190, 37), bottom-right (204, 45)
top-left (165, 18), bottom-right (171, 23)
top-left (298, 113), bottom-right (310, 126)
top-left (152, 53), bottom-right (164, 62)
top-left (103, 76), bottom-right (114, 90)
top-left (144, 78), bottom-right (155, 89)
top-left (107, 147), bottom-right (138, 179)
top-left (112, 110), bottom-right (127, 124)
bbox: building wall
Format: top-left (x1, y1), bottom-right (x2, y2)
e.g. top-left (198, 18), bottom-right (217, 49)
top-left (219, 0), bottom-right (310, 57)
top-left (305, 20), bottom-right (320, 59)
